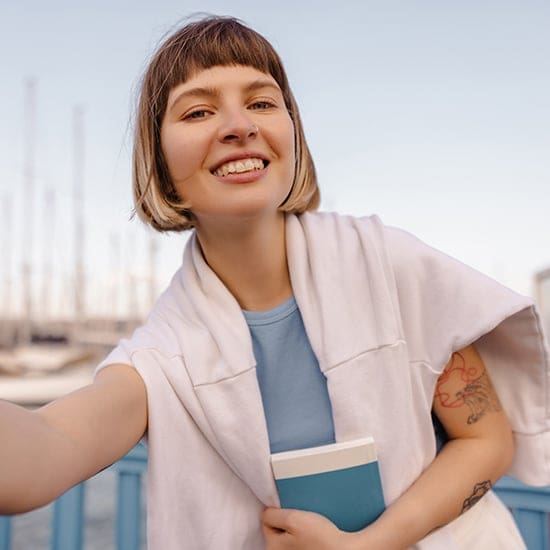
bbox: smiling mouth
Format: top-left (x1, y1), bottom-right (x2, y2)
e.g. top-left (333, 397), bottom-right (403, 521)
top-left (212, 158), bottom-right (268, 177)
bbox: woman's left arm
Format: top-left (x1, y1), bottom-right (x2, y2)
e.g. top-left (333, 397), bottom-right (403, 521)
top-left (262, 344), bottom-right (515, 550)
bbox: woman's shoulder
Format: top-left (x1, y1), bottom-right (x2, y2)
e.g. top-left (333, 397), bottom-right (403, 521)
top-left (97, 266), bottom-right (192, 371)
top-left (292, 210), bottom-right (390, 248)
top-left (295, 210), bottom-right (419, 258)
top-left (296, 209), bottom-right (383, 229)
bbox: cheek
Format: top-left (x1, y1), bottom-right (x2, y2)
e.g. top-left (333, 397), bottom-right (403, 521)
top-left (161, 129), bottom-right (205, 182)
top-left (278, 117), bottom-right (296, 172)
top-left (160, 131), bottom-right (181, 179)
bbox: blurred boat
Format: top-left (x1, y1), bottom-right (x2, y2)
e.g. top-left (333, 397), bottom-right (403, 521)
top-left (0, 344), bottom-right (98, 406)
top-left (0, 343), bottom-right (94, 374)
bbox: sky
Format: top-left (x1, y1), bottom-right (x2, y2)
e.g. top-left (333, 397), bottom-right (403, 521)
top-left (1, 0), bottom-right (549, 319)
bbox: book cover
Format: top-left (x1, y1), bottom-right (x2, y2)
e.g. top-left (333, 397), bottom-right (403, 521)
top-left (270, 437), bottom-right (385, 532)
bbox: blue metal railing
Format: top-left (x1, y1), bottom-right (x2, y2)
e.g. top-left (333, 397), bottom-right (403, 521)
top-left (1, 446), bottom-right (549, 550)
top-left (494, 477), bottom-right (550, 550)
top-left (0, 444), bottom-right (147, 550)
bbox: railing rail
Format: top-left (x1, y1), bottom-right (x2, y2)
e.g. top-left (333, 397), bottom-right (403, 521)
top-left (1, 446), bottom-right (549, 549)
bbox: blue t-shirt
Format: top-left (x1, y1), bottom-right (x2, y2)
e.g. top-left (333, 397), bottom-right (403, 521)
top-left (242, 296), bottom-right (336, 454)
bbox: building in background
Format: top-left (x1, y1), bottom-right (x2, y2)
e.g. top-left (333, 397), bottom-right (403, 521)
top-left (535, 267), bottom-right (550, 341)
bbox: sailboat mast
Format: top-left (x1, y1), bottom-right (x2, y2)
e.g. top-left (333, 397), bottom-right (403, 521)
top-left (73, 106), bottom-right (85, 325)
top-left (21, 78), bottom-right (37, 343)
top-left (41, 188), bottom-right (55, 320)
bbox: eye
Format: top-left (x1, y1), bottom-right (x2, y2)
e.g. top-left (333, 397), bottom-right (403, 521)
top-left (183, 109), bottom-right (211, 121)
top-left (249, 100), bottom-right (276, 110)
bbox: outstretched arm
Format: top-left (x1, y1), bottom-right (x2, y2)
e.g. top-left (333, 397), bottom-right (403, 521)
top-left (262, 344), bottom-right (514, 549)
top-left (0, 364), bottom-right (147, 514)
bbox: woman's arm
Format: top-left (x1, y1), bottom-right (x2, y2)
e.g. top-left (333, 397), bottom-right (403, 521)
top-left (0, 364), bottom-right (147, 514)
top-left (262, 344), bottom-right (514, 549)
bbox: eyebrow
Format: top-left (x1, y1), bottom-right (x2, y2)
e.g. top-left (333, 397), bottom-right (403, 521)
top-left (168, 78), bottom-right (281, 113)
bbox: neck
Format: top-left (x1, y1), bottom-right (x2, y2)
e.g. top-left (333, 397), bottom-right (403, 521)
top-left (195, 213), bottom-right (292, 311)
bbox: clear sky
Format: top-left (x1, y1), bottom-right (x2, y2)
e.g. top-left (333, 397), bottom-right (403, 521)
top-left (1, 0), bottom-right (549, 319)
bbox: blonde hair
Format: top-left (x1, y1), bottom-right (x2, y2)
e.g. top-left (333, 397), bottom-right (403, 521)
top-left (133, 15), bottom-right (319, 232)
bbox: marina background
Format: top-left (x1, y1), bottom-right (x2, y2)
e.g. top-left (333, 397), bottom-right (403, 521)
top-left (1, 0), bottom-right (549, 548)
top-left (1, 0), bottom-right (549, 325)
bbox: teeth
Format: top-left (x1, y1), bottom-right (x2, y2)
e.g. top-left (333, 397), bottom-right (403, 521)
top-left (213, 158), bottom-right (265, 177)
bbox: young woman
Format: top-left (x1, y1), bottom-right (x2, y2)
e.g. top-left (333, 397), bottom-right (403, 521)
top-left (1, 16), bottom-right (549, 549)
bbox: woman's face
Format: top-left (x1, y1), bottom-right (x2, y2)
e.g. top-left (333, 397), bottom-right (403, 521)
top-left (160, 65), bottom-right (296, 228)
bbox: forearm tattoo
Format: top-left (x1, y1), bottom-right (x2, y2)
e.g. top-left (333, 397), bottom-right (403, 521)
top-left (461, 480), bottom-right (492, 513)
top-left (434, 352), bottom-right (502, 424)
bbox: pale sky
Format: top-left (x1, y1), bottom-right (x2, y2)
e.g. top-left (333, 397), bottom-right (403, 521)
top-left (1, 0), bottom-right (549, 319)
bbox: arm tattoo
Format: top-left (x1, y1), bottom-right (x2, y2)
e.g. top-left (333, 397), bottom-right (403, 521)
top-left (434, 352), bottom-right (502, 424)
top-left (457, 372), bottom-right (502, 424)
top-left (461, 480), bottom-right (492, 513)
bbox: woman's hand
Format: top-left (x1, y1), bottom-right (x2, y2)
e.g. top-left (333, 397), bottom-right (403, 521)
top-left (262, 507), bottom-right (362, 550)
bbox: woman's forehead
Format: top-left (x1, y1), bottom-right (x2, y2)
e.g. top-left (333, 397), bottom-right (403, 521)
top-left (166, 65), bottom-right (281, 106)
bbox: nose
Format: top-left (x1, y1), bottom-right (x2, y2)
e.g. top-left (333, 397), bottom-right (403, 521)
top-left (217, 111), bottom-right (259, 144)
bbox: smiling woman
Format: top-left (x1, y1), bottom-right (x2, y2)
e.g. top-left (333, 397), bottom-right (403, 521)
top-left (1, 14), bottom-right (549, 550)
top-left (132, 17), bottom-right (318, 233)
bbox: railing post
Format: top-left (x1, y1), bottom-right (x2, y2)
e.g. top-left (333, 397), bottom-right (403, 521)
top-left (512, 509), bottom-right (548, 550)
top-left (50, 483), bottom-right (85, 550)
top-left (116, 472), bottom-right (142, 550)
top-left (0, 516), bottom-right (11, 550)
top-left (112, 443), bottom-right (147, 550)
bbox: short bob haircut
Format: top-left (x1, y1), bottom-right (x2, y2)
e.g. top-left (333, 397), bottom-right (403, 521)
top-left (133, 15), bottom-right (320, 232)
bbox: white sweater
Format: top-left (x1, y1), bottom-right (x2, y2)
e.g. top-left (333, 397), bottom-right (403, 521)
top-left (99, 212), bottom-right (549, 549)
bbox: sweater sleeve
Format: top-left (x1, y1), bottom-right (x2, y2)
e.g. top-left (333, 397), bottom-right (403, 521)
top-left (384, 224), bottom-right (550, 485)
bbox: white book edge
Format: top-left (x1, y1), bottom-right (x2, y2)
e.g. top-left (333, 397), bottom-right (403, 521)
top-left (271, 437), bottom-right (378, 479)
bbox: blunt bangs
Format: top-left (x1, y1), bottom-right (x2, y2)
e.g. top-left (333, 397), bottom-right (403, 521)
top-left (149, 17), bottom-right (292, 124)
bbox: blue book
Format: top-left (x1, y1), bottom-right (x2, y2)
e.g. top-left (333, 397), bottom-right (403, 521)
top-left (271, 437), bottom-right (385, 532)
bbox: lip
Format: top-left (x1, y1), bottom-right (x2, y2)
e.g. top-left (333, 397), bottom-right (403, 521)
top-left (212, 165), bottom-right (268, 184)
top-left (209, 151), bottom-right (269, 173)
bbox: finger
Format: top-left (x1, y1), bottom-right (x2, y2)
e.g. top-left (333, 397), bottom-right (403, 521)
top-left (262, 507), bottom-right (294, 532)
top-left (264, 525), bottom-right (286, 535)
top-left (262, 515), bottom-right (291, 550)
top-left (262, 522), bottom-right (285, 540)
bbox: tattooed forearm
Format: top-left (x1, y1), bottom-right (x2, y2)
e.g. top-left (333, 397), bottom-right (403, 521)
top-left (434, 352), bottom-right (502, 424)
top-left (461, 480), bottom-right (492, 513)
